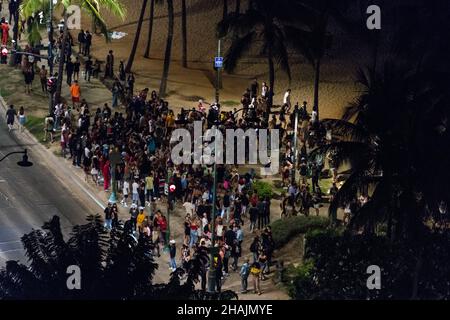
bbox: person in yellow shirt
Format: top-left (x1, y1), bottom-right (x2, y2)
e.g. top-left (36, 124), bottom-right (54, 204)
top-left (166, 110), bottom-right (175, 134)
top-left (70, 80), bottom-right (81, 109)
top-left (137, 208), bottom-right (146, 233)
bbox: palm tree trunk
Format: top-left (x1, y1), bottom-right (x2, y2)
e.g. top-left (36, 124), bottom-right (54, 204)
top-left (223, 0), bottom-right (228, 19)
top-left (159, 0), bottom-right (174, 97)
top-left (268, 52), bottom-right (275, 113)
top-left (55, 12), bottom-right (69, 104)
top-left (9, 10), bottom-right (19, 66)
top-left (144, 0), bottom-right (155, 58)
top-left (248, 0), bottom-right (253, 11)
top-left (411, 248), bottom-right (423, 300)
top-left (181, 0), bottom-right (188, 68)
top-left (125, 0), bottom-right (148, 73)
top-left (313, 57), bottom-right (321, 120)
top-left (235, 0), bottom-right (240, 13)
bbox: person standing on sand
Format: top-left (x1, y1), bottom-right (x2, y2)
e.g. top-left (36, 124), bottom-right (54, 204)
top-left (84, 30), bottom-right (92, 56)
top-left (70, 80), bottom-right (81, 109)
top-left (106, 50), bottom-right (114, 78)
top-left (73, 57), bottom-right (81, 81)
top-left (39, 65), bottom-right (48, 93)
top-left (77, 29), bottom-right (85, 54)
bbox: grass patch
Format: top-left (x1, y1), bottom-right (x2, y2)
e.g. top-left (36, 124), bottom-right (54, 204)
top-left (0, 87), bottom-right (12, 98)
top-left (25, 115), bottom-right (47, 144)
top-left (252, 180), bottom-right (274, 198)
top-left (221, 100), bottom-right (240, 107)
top-left (271, 216), bottom-right (329, 249)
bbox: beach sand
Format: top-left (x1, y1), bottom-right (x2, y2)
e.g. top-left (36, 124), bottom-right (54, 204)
top-left (70, 0), bottom-right (371, 118)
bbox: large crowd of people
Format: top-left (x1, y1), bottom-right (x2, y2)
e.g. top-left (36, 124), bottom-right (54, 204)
top-left (3, 4), bottom-right (343, 295)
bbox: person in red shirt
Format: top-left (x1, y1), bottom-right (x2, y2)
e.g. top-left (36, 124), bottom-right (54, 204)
top-left (1, 20), bottom-right (9, 45)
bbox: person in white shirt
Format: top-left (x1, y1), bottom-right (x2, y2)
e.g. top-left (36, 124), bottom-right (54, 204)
top-left (183, 201), bottom-right (195, 216)
top-left (132, 180), bottom-right (140, 204)
top-left (283, 89), bottom-right (292, 113)
top-left (121, 180), bottom-right (130, 207)
top-left (261, 82), bottom-right (269, 99)
top-left (201, 213), bottom-right (208, 236)
top-left (311, 109), bottom-right (318, 124)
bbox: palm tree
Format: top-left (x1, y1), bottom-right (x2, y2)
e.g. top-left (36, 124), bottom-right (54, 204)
top-left (21, 0), bottom-right (126, 103)
top-left (313, 60), bottom-right (450, 241)
top-left (125, 0), bottom-right (148, 73)
top-left (235, 0), bottom-right (240, 13)
top-left (223, 0), bottom-right (228, 20)
top-left (287, 0), bottom-right (352, 121)
top-left (159, 0), bottom-right (174, 97)
top-left (0, 215), bottom-right (238, 299)
top-left (143, 0), bottom-right (155, 58)
top-left (181, 0), bottom-right (188, 68)
top-left (217, 0), bottom-right (296, 111)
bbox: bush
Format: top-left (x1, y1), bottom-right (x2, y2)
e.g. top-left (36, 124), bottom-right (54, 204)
top-left (288, 230), bottom-right (450, 300)
top-left (252, 180), bottom-right (274, 199)
top-left (270, 216), bottom-right (329, 248)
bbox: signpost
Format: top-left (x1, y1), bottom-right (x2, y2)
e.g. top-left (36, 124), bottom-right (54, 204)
top-left (214, 56), bottom-right (223, 69)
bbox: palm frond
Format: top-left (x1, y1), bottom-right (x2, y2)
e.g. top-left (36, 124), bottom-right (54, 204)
top-left (223, 31), bottom-right (255, 73)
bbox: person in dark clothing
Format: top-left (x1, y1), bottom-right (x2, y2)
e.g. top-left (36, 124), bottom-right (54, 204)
top-left (249, 236), bottom-right (260, 263)
top-left (77, 29), bottom-right (86, 54)
top-left (84, 56), bottom-right (93, 82)
top-left (66, 59), bottom-right (74, 86)
top-left (257, 200), bottom-right (266, 230)
top-left (106, 50), bottom-right (114, 78)
top-left (249, 204), bottom-right (258, 233)
top-left (224, 225), bottom-right (236, 246)
top-left (6, 104), bottom-right (16, 131)
top-left (263, 196), bottom-right (271, 226)
top-left (73, 57), bottom-right (81, 81)
top-left (104, 203), bottom-right (113, 230)
top-left (214, 254), bottom-right (223, 293)
top-left (129, 204), bottom-right (138, 231)
top-left (84, 30), bottom-right (92, 56)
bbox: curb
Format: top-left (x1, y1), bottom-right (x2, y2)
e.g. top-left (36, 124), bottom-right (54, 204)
top-left (0, 94), bottom-right (106, 211)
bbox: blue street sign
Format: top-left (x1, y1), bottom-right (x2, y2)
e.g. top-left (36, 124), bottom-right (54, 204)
top-left (215, 57), bottom-right (223, 69)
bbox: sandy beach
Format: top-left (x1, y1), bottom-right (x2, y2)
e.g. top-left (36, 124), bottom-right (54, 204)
top-left (68, 0), bottom-right (371, 118)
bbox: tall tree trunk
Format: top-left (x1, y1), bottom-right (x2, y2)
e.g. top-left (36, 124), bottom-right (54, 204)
top-left (125, 0), bottom-right (148, 73)
top-left (267, 50), bottom-right (275, 114)
top-left (181, 0), bottom-right (187, 68)
top-left (159, 0), bottom-right (174, 97)
top-left (144, 0), bottom-right (155, 58)
top-left (313, 57), bottom-right (321, 120)
top-left (223, 0), bottom-right (228, 19)
top-left (55, 12), bottom-right (69, 104)
top-left (248, 0), bottom-right (253, 11)
top-left (411, 248), bottom-right (423, 300)
top-left (9, 10), bottom-right (19, 66)
top-left (235, 0), bottom-right (240, 13)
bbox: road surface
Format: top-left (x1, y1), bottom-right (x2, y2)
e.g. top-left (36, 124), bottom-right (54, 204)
top-left (0, 113), bottom-right (102, 265)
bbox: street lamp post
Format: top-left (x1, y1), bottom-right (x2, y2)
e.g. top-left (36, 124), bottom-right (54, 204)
top-left (291, 105), bottom-right (300, 184)
top-left (48, 0), bottom-right (55, 116)
top-left (108, 149), bottom-right (121, 203)
top-left (0, 149), bottom-right (33, 167)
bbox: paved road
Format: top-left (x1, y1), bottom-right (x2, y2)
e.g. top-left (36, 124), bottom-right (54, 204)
top-left (0, 118), bottom-right (100, 265)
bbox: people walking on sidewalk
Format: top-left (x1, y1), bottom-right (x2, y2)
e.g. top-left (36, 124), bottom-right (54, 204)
top-left (6, 104), bottom-right (16, 131)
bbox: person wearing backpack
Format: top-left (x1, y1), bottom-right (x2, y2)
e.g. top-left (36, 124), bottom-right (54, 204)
top-left (240, 259), bottom-right (250, 294)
